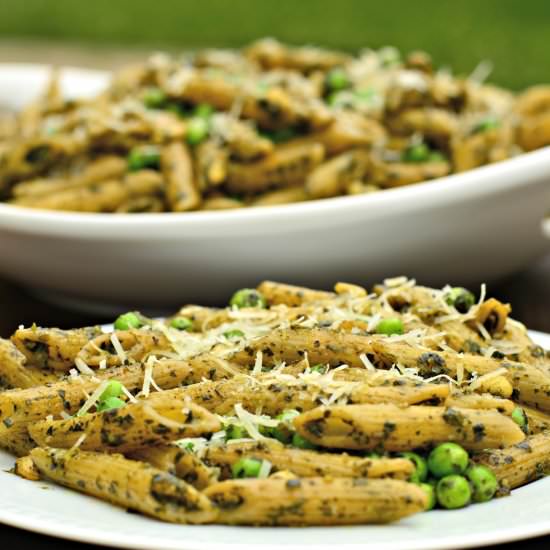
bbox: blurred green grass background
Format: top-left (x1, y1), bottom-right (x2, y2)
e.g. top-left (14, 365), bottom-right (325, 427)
top-left (0, 0), bottom-right (548, 90)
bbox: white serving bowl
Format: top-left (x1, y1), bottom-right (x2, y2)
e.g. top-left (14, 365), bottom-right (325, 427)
top-left (0, 64), bottom-right (549, 311)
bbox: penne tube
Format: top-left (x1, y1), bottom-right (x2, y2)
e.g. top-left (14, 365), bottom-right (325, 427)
top-left (12, 170), bottom-right (163, 212)
top-left (161, 142), bottom-right (201, 211)
top-left (31, 447), bottom-right (217, 524)
top-left (204, 477), bottom-right (426, 525)
top-left (11, 156), bottom-right (127, 198)
top-left (201, 440), bottom-right (414, 480)
top-left (226, 142), bottom-right (324, 193)
top-left (130, 445), bottom-right (217, 489)
top-left (0, 338), bottom-right (60, 389)
top-left (11, 326), bottom-right (102, 371)
top-left (473, 432), bottom-right (550, 491)
top-left (293, 404), bottom-right (525, 451)
top-left (305, 149), bottom-right (371, 199)
top-left (174, 373), bottom-right (449, 416)
top-left (256, 280), bottom-right (334, 306)
top-left (14, 455), bottom-right (41, 481)
top-left (0, 421), bottom-right (36, 457)
top-left (29, 398), bottom-right (220, 453)
top-left (250, 185), bottom-right (309, 206)
top-left (444, 392), bottom-right (515, 415)
top-left (0, 353), bottom-right (242, 432)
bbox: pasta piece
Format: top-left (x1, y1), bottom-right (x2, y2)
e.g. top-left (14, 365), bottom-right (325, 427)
top-left (11, 156), bottom-right (127, 198)
top-left (473, 432), bottom-right (550, 492)
top-left (0, 338), bottom-right (59, 388)
top-left (201, 194), bottom-right (244, 210)
top-left (387, 108), bottom-right (458, 141)
top-left (371, 158), bottom-right (451, 188)
top-left (161, 142), bottom-right (201, 211)
top-left (76, 329), bottom-right (170, 367)
top-left (468, 298), bottom-right (511, 337)
top-left (28, 398), bottom-right (220, 453)
top-left (204, 477), bottom-right (426, 525)
top-left (175, 373), bottom-right (449, 416)
top-left (202, 440), bottom-right (414, 480)
top-left (210, 114), bottom-right (273, 161)
top-left (11, 326), bottom-right (102, 371)
top-left (225, 142), bottom-right (325, 193)
top-left (522, 405), bottom-right (550, 434)
top-left (12, 170), bottom-right (163, 212)
top-left (293, 404), bottom-right (525, 451)
top-left (256, 280), bottom-right (334, 306)
top-left (0, 421), bottom-right (36, 457)
top-left (246, 38), bottom-right (352, 72)
top-left (31, 448), bottom-right (217, 524)
top-left (444, 392), bottom-right (515, 415)
top-left (194, 140), bottom-right (229, 190)
top-left (251, 185), bottom-right (308, 206)
top-left (305, 149), bottom-right (371, 199)
top-left (14, 455), bottom-right (41, 481)
top-left (131, 446), bottom-right (217, 489)
top-left (0, 353), bottom-right (242, 431)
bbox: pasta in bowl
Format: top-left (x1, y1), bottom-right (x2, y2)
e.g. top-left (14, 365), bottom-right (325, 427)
top-left (1, 39), bottom-right (550, 213)
top-left (1, 278), bottom-right (549, 528)
top-left (0, 41), bottom-right (549, 308)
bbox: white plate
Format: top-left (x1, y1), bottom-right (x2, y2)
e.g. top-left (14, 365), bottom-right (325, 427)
top-left (0, 64), bottom-right (550, 311)
top-left (0, 330), bottom-right (549, 550)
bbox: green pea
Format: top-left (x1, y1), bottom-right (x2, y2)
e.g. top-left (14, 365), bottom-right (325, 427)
top-left (231, 457), bottom-right (263, 478)
top-left (428, 443), bottom-right (469, 478)
top-left (510, 406), bottom-right (529, 434)
top-left (465, 464), bottom-right (498, 503)
top-left (170, 317), bottom-right (193, 331)
top-left (224, 329), bottom-right (245, 340)
top-left (375, 318), bottom-right (404, 336)
top-left (142, 87), bottom-right (167, 109)
top-left (96, 396), bottom-right (126, 413)
top-left (419, 482), bottom-right (436, 510)
top-left (473, 117), bottom-right (500, 134)
top-left (186, 117), bottom-right (210, 145)
top-left (326, 68), bottom-right (350, 91)
top-left (229, 288), bottom-right (267, 309)
top-left (225, 424), bottom-right (247, 440)
top-left (292, 433), bottom-right (317, 450)
top-left (436, 474), bottom-right (472, 509)
top-left (99, 380), bottom-right (124, 401)
top-left (127, 146), bottom-right (161, 171)
top-left (310, 364), bottom-right (328, 374)
top-left (402, 143), bottom-right (431, 163)
top-left (399, 451), bottom-right (428, 482)
top-left (445, 287), bottom-right (476, 313)
top-left (193, 103), bottom-right (214, 119)
top-left (114, 312), bottom-right (142, 330)
top-left (270, 409), bottom-right (300, 443)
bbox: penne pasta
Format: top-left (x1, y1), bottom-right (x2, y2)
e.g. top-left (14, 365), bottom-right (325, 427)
top-left (31, 447), bottom-right (217, 524)
top-left (204, 477), bottom-right (427, 525)
top-left (293, 404), bottom-right (525, 451)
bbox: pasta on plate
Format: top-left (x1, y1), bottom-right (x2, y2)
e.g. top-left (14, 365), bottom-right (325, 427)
top-left (0, 38), bottom-right (549, 212)
top-left (1, 277), bottom-right (550, 525)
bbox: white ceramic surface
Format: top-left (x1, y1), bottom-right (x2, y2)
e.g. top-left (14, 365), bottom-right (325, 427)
top-left (0, 64), bottom-right (549, 311)
top-left (0, 330), bottom-right (549, 550)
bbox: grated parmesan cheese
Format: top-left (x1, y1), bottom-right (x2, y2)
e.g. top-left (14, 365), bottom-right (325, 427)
top-left (74, 357), bottom-right (95, 376)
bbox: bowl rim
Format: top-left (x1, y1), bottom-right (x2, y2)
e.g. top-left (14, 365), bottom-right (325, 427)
top-left (1, 63), bottom-right (550, 238)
